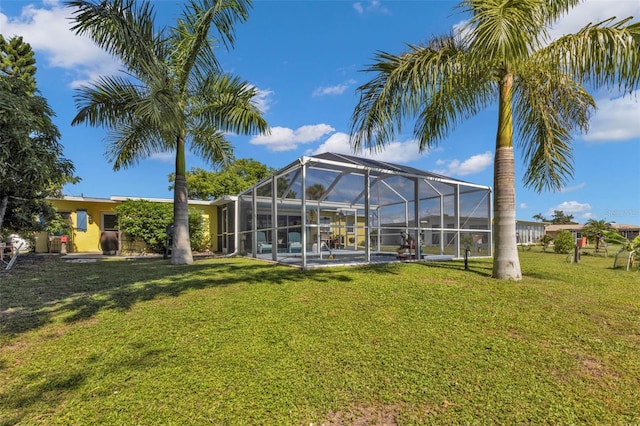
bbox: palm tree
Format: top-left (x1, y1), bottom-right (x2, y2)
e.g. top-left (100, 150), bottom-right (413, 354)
top-left (582, 218), bottom-right (610, 251)
top-left (66, 0), bottom-right (269, 264)
top-left (350, 0), bottom-right (640, 279)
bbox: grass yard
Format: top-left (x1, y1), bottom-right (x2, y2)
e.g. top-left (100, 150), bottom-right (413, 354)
top-left (1, 250), bottom-right (639, 425)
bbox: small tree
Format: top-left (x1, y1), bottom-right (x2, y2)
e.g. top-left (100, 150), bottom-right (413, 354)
top-left (582, 218), bottom-right (610, 251)
top-left (553, 230), bottom-right (574, 254)
top-left (540, 234), bottom-right (553, 252)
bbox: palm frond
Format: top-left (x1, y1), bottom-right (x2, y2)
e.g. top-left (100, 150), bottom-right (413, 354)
top-left (65, 0), bottom-right (162, 75)
top-left (192, 73), bottom-right (269, 135)
top-left (170, 0), bottom-right (252, 90)
top-left (193, 0), bottom-right (251, 50)
top-left (187, 128), bottom-right (234, 168)
top-left (541, 18), bottom-right (640, 94)
top-left (72, 75), bottom-right (174, 170)
top-left (71, 75), bottom-right (143, 128)
top-left (350, 34), bottom-right (492, 153)
top-left (105, 121), bottom-right (164, 170)
top-left (459, 0), bottom-right (585, 67)
top-left (513, 65), bottom-right (595, 192)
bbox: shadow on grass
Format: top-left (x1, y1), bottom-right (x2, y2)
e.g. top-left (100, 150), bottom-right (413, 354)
top-left (416, 259), bottom-right (493, 278)
top-left (0, 256), bottom-right (354, 337)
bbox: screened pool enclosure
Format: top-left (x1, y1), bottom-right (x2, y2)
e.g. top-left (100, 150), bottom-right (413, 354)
top-left (216, 153), bottom-right (492, 268)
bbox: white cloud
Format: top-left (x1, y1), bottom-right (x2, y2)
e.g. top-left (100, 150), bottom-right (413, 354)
top-left (352, 0), bottom-right (390, 15)
top-left (312, 79), bottom-right (356, 97)
top-left (310, 133), bottom-right (428, 164)
top-left (560, 182), bottom-right (586, 193)
top-left (549, 0), bottom-right (640, 41)
top-left (1, 0), bottom-right (120, 87)
top-left (582, 93), bottom-right (640, 142)
top-left (549, 1), bottom-right (640, 144)
top-left (250, 124), bottom-right (335, 152)
top-left (435, 151), bottom-right (493, 176)
top-left (250, 88), bottom-right (274, 113)
top-left (149, 152), bottom-right (174, 162)
top-left (519, 203), bottom-right (528, 209)
top-left (546, 201), bottom-right (592, 216)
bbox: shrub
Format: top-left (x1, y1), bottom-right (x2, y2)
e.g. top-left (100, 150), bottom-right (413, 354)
top-left (115, 200), bottom-right (173, 253)
top-left (540, 234), bottom-right (554, 252)
top-left (188, 210), bottom-right (207, 251)
top-left (553, 230), bottom-right (575, 254)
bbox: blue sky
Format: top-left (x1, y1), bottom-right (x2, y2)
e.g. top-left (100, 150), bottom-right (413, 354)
top-left (1, 0), bottom-right (639, 225)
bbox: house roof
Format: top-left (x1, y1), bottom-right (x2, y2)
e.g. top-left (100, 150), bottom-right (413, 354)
top-left (241, 152), bottom-right (492, 210)
top-left (545, 223), bottom-right (640, 232)
top-left (304, 152), bottom-right (490, 190)
top-left (49, 195), bottom-right (215, 206)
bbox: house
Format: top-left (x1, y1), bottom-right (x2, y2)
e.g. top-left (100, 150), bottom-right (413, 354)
top-left (43, 153), bottom-right (494, 268)
top-left (40, 196), bottom-right (218, 254)
top-left (545, 223), bottom-right (640, 242)
top-left (516, 220), bottom-right (547, 245)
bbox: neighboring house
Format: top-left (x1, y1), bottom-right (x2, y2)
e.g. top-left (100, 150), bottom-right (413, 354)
top-left (545, 223), bottom-right (640, 242)
top-left (544, 224), bottom-right (585, 240)
top-left (516, 220), bottom-right (547, 245)
top-left (41, 196), bottom-right (218, 254)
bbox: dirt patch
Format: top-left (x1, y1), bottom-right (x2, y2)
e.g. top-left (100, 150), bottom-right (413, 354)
top-left (321, 400), bottom-right (455, 425)
top-left (323, 404), bottom-right (402, 426)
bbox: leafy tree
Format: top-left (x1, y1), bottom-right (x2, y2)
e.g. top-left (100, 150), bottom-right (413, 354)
top-left (350, 1), bottom-right (640, 280)
top-left (553, 230), bottom-right (575, 254)
top-left (66, 0), bottom-right (269, 264)
top-left (533, 213), bottom-right (549, 222)
top-left (550, 210), bottom-right (577, 225)
top-left (114, 200), bottom-right (206, 253)
top-left (306, 184), bottom-right (326, 201)
top-left (0, 35), bottom-right (77, 235)
top-left (168, 158), bottom-right (275, 200)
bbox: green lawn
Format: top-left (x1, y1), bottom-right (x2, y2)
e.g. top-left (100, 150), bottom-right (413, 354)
top-left (1, 250), bottom-right (639, 425)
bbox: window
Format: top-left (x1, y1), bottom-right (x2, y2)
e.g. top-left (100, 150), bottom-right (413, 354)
top-left (102, 213), bottom-right (118, 231)
top-left (76, 210), bottom-right (88, 232)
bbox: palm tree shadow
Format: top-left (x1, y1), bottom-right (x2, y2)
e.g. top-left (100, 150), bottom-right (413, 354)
top-left (417, 260), bottom-right (493, 278)
top-left (0, 256), bottom-right (352, 336)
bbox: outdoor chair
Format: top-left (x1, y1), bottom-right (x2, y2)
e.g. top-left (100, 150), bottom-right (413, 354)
top-left (288, 231), bottom-right (302, 253)
top-left (257, 231), bottom-right (272, 254)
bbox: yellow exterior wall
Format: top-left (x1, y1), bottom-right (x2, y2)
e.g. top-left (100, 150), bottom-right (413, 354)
top-left (46, 199), bottom-right (118, 253)
top-left (44, 197), bottom-right (218, 254)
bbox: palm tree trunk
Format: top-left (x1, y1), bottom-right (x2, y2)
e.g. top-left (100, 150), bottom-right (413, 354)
top-left (171, 135), bottom-right (194, 265)
top-left (0, 194), bottom-right (8, 233)
top-left (492, 71), bottom-right (522, 280)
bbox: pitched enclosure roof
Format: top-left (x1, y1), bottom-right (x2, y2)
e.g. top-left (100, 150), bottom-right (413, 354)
top-left (249, 152), bottom-right (492, 211)
top-left (282, 152), bottom-right (482, 187)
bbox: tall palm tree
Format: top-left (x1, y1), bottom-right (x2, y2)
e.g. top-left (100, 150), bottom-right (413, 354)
top-left (66, 0), bottom-right (269, 264)
top-left (350, 0), bottom-right (640, 279)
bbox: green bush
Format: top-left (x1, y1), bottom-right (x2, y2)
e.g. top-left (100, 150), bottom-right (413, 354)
top-left (188, 210), bottom-right (207, 251)
top-left (553, 230), bottom-right (575, 254)
top-left (115, 200), bottom-right (207, 253)
top-left (115, 200), bottom-right (173, 253)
